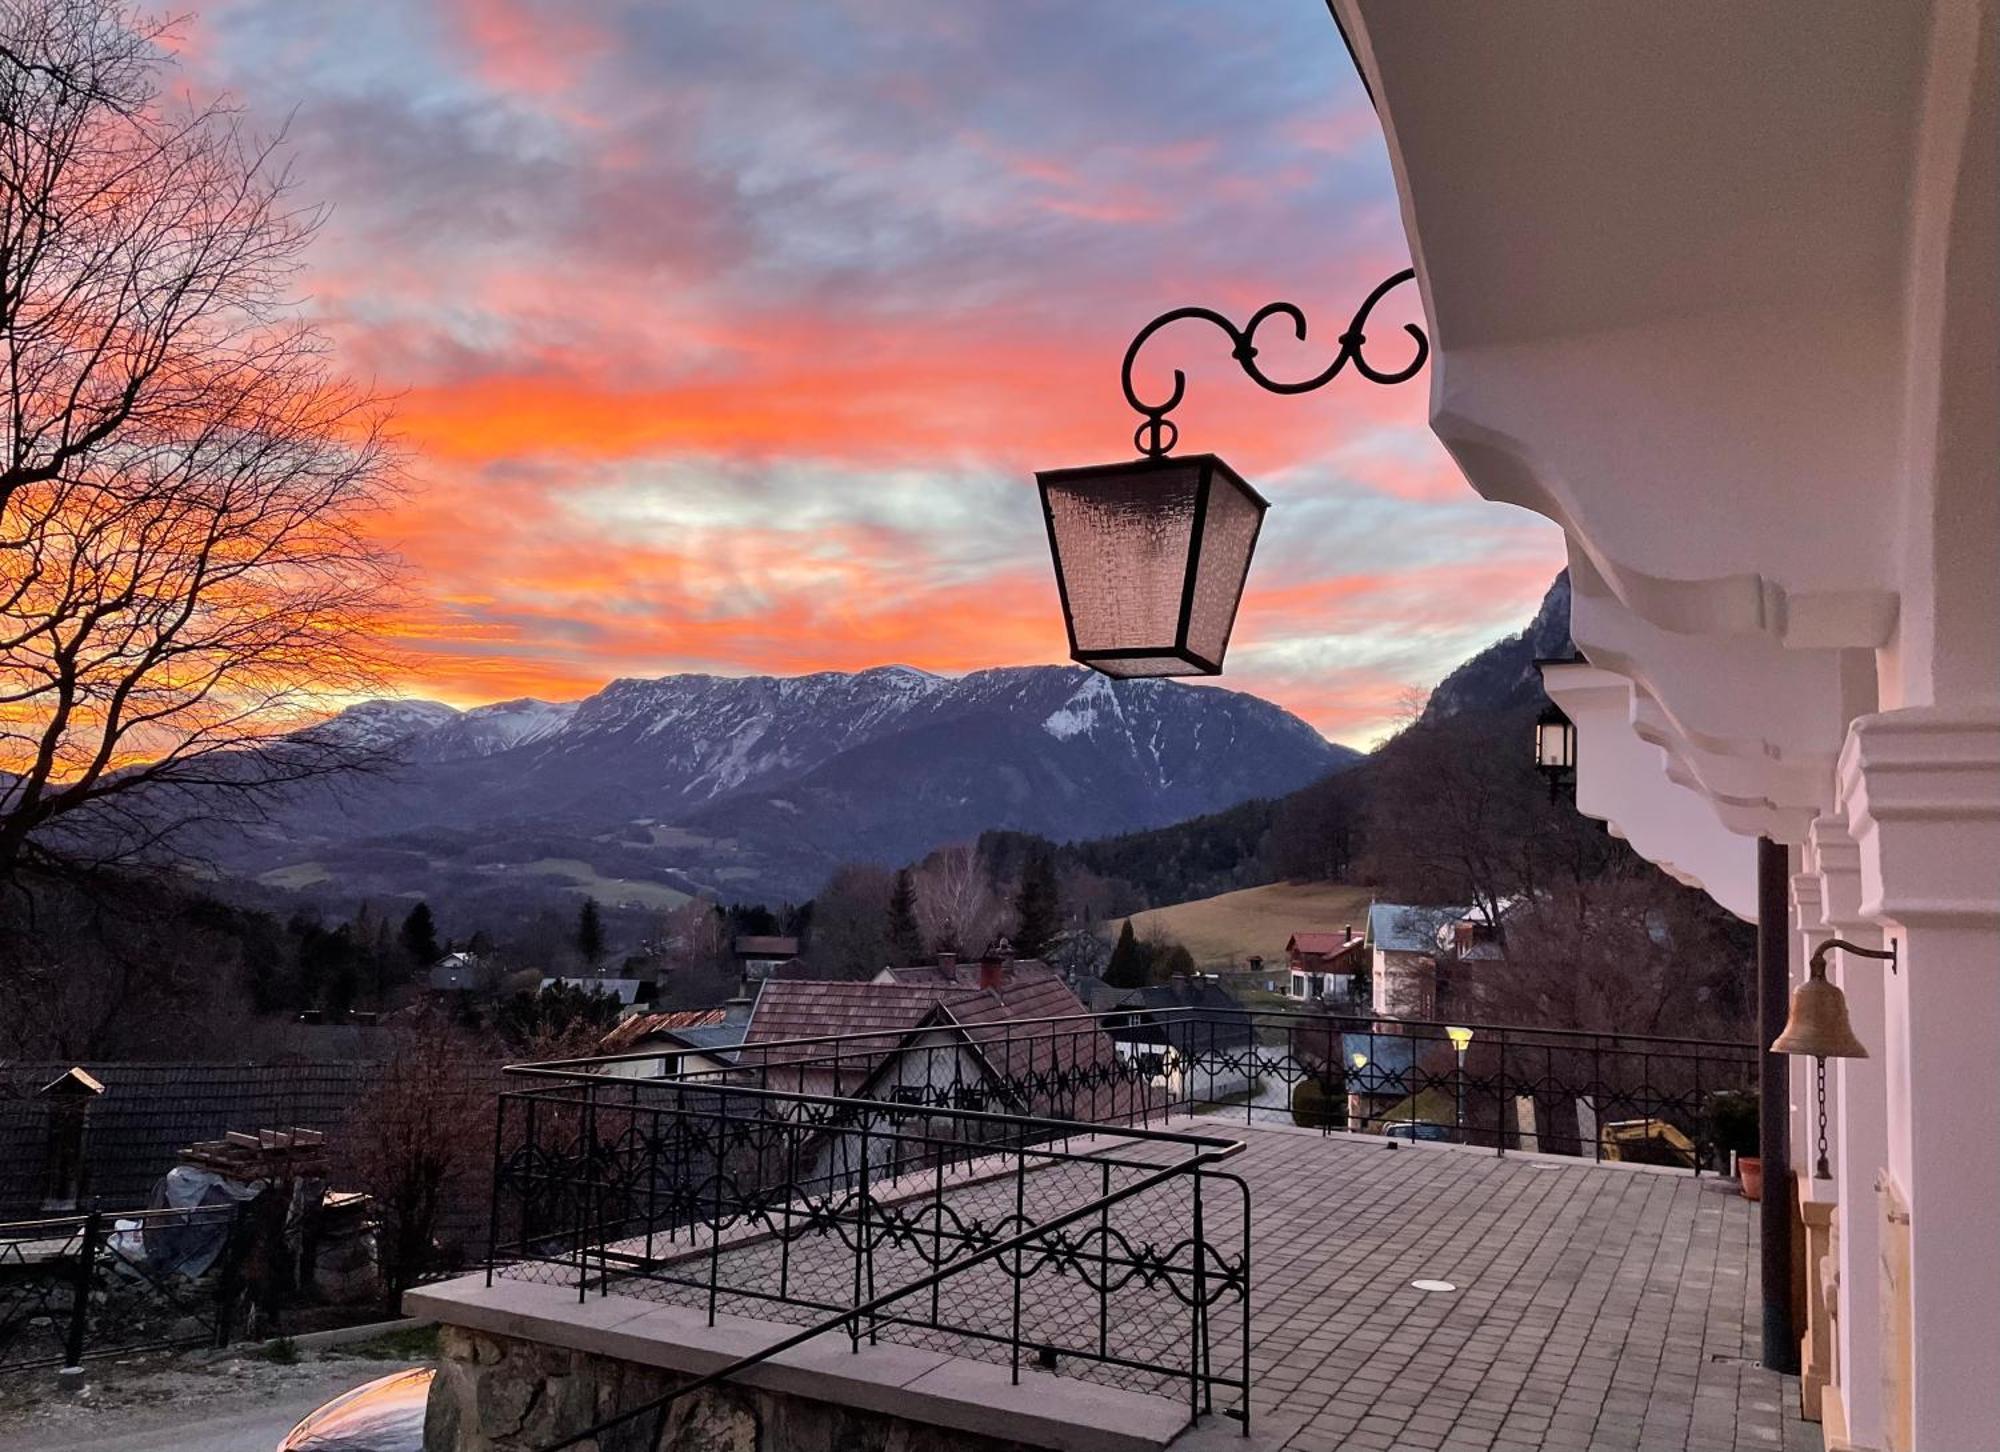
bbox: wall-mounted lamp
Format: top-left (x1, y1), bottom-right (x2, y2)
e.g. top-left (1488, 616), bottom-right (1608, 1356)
top-left (1772, 937), bottom-right (1897, 1178)
top-left (1037, 271), bottom-right (1427, 678)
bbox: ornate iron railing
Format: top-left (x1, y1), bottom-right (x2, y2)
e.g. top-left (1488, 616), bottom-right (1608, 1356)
top-left (0, 1202), bottom-right (245, 1372)
top-left (490, 1073), bottom-right (1251, 1447)
top-left (556, 1005), bottom-right (1758, 1170)
top-left (495, 1005), bottom-right (1754, 1448)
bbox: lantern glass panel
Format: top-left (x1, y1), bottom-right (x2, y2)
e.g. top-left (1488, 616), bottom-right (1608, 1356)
top-left (1041, 458), bottom-right (1204, 657)
top-left (1536, 718), bottom-right (1574, 770)
top-left (1183, 461), bottom-right (1264, 668)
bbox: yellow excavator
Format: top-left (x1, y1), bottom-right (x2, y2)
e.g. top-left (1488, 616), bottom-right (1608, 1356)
top-left (1599, 1119), bottom-right (1697, 1168)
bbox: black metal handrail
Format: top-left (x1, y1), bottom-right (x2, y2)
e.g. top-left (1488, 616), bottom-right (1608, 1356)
top-left (488, 1004), bottom-right (1755, 1447)
top-left (521, 1004), bottom-right (1753, 1077)
top-left (524, 1005), bottom-right (1758, 1171)
top-left (488, 1075), bottom-right (1252, 1447)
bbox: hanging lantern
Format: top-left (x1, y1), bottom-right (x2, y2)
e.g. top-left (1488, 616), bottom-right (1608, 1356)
top-left (1035, 269), bottom-right (1427, 679)
top-left (1534, 701), bottom-right (1577, 777)
top-left (1036, 454), bottom-right (1266, 677)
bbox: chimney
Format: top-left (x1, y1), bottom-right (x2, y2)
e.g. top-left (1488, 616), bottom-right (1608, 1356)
top-left (37, 1068), bottom-right (104, 1213)
top-left (978, 949), bottom-right (1006, 992)
top-left (1343, 924), bottom-right (1354, 943)
top-left (937, 951), bottom-right (958, 973)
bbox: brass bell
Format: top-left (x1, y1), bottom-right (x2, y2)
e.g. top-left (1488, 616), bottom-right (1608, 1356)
top-left (1771, 955), bottom-right (1869, 1059)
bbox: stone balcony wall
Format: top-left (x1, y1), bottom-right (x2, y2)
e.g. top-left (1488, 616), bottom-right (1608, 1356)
top-left (424, 1323), bottom-right (1046, 1452)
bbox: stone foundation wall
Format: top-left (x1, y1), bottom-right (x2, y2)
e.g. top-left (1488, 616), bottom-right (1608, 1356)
top-left (424, 1325), bottom-right (1044, 1452)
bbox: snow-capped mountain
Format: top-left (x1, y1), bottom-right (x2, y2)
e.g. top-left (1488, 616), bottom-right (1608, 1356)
top-left (218, 664), bottom-right (1353, 907)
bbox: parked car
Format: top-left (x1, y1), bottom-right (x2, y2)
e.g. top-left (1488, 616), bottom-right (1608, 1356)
top-left (277, 1367), bottom-right (433, 1451)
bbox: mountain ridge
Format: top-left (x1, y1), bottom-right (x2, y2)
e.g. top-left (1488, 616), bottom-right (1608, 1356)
top-left (225, 664), bottom-right (1353, 914)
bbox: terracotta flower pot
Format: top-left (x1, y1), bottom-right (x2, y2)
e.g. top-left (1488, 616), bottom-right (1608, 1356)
top-left (1738, 1156), bottom-right (1764, 1201)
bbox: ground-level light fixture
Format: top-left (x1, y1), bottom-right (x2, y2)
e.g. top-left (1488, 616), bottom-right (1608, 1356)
top-left (1037, 271), bottom-right (1427, 678)
top-left (1446, 1027), bottom-right (1473, 1142)
top-left (1772, 937), bottom-right (1897, 1178)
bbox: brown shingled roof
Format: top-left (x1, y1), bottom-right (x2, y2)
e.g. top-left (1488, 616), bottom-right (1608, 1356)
top-left (597, 1007), bottom-right (728, 1054)
top-left (743, 962), bottom-right (1089, 1070)
top-left (733, 962), bottom-right (1160, 1120)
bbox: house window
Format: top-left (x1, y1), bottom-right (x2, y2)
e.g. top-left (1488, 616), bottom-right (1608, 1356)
top-left (1291, 973), bottom-right (1308, 998)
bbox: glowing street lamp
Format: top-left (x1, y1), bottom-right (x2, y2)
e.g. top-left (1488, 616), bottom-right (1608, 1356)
top-left (1446, 1026), bottom-right (1474, 1141)
top-left (1038, 271), bottom-right (1428, 679)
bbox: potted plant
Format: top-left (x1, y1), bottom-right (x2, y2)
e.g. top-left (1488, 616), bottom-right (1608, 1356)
top-left (1707, 1090), bottom-right (1761, 1199)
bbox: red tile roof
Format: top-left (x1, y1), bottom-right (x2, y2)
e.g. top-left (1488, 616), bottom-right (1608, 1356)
top-left (1288, 933), bottom-right (1366, 960)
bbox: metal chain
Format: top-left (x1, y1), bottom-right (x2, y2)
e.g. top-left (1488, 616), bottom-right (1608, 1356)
top-left (1814, 1056), bottom-right (1831, 1179)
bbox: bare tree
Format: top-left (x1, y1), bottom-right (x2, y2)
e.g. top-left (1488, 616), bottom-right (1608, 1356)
top-left (1457, 872), bottom-right (1756, 1038)
top-left (804, 862), bottom-right (893, 979)
top-left (911, 843), bottom-right (1006, 958)
top-left (0, 869), bottom-right (258, 1057)
top-left (335, 1009), bottom-right (497, 1299)
top-left (0, 0), bottom-right (399, 874)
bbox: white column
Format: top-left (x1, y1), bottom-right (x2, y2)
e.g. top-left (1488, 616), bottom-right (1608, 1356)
top-left (1839, 705), bottom-right (2000, 1452)
top-left (1812, 815), bottom-right (1888, 1451)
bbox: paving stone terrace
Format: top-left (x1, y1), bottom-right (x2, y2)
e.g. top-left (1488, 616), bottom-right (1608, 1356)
top-left (516, 1121), bottom-right (1821, 1452)
top-left (1216, 1125), bottom-right (1819, 1452)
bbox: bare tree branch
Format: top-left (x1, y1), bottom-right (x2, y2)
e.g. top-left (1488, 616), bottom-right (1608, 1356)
top-left (0, 0), bottom-right (401, 875)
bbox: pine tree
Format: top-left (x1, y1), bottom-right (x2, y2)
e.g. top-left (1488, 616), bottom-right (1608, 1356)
top-left (1012, 849), bottom-right (1060, 959)
top-left (576, 898), bottom-right (606, 967)
top-left (1105, 919), bottom-right (1148, 989)
top-left (887, 868), bottom-right (923, 966)
top-left (400, 902), bottom-right (440, 968)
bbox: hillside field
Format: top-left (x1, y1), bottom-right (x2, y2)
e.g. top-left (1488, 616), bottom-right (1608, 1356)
top-left (1108, 881), bottom-right (1376, 969)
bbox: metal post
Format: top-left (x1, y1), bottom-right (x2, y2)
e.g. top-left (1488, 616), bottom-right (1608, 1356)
top-left (851, 1120), bottom-right (868, 1354)
top-left (578, 1087), bottom-right (596, 1303)
top-left (1010, 1147), bottom-right (1026, 1384)
top-left (485, 1095), bottom-right (506, 1288)
top-left (1757, 836), bottom-right (1798, 1372)
top-left (1189, 1170), bottom-right (1208, 1421)
top-left (708, 1093), bottom-right (725, 1328)
top-left (63, 1207), bottom-right (102, 1371)
top-left (214, 1202), bottom-right (246, 1349)
top-left (1455, 1048), bottom-right (1467, 1142)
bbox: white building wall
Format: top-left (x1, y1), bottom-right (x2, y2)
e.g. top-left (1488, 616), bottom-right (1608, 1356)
top-left (1333, 3), bottom-right (2000, 1444)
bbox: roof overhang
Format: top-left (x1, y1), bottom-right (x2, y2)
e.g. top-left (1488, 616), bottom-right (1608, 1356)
top-left (1338, 0), bottom-right (2000, 852)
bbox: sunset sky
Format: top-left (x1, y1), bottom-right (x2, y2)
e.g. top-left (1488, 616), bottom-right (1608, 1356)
top-left (181, 0), bottom-right (1563, 748)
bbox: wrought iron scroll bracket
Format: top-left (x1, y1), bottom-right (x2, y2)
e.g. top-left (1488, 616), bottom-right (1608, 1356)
top-left (1120, 267), bottom-right (1428, 459)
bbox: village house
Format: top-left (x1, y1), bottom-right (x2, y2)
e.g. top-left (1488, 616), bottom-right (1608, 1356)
top-left (1100, 973), bottom-right (1258, 1101)
top-left (737, 953), bottom-right (1133, 1121)
top-left (1284, 927), bottom-right (1368, 1004)
top-left (592, 1006), bottom-right (750, 1081)
top-left (732, 933), bottom-right (800, 982)
top-left (1366, 902), bottom-right (1507, 1020)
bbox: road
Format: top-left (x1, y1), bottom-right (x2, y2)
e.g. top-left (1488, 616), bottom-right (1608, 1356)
top-left (0, 1358), bottom-right (415, 1452)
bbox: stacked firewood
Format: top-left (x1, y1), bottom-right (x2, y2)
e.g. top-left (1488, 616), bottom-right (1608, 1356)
top-left (176, 1127), bottom-right (327, 1179)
